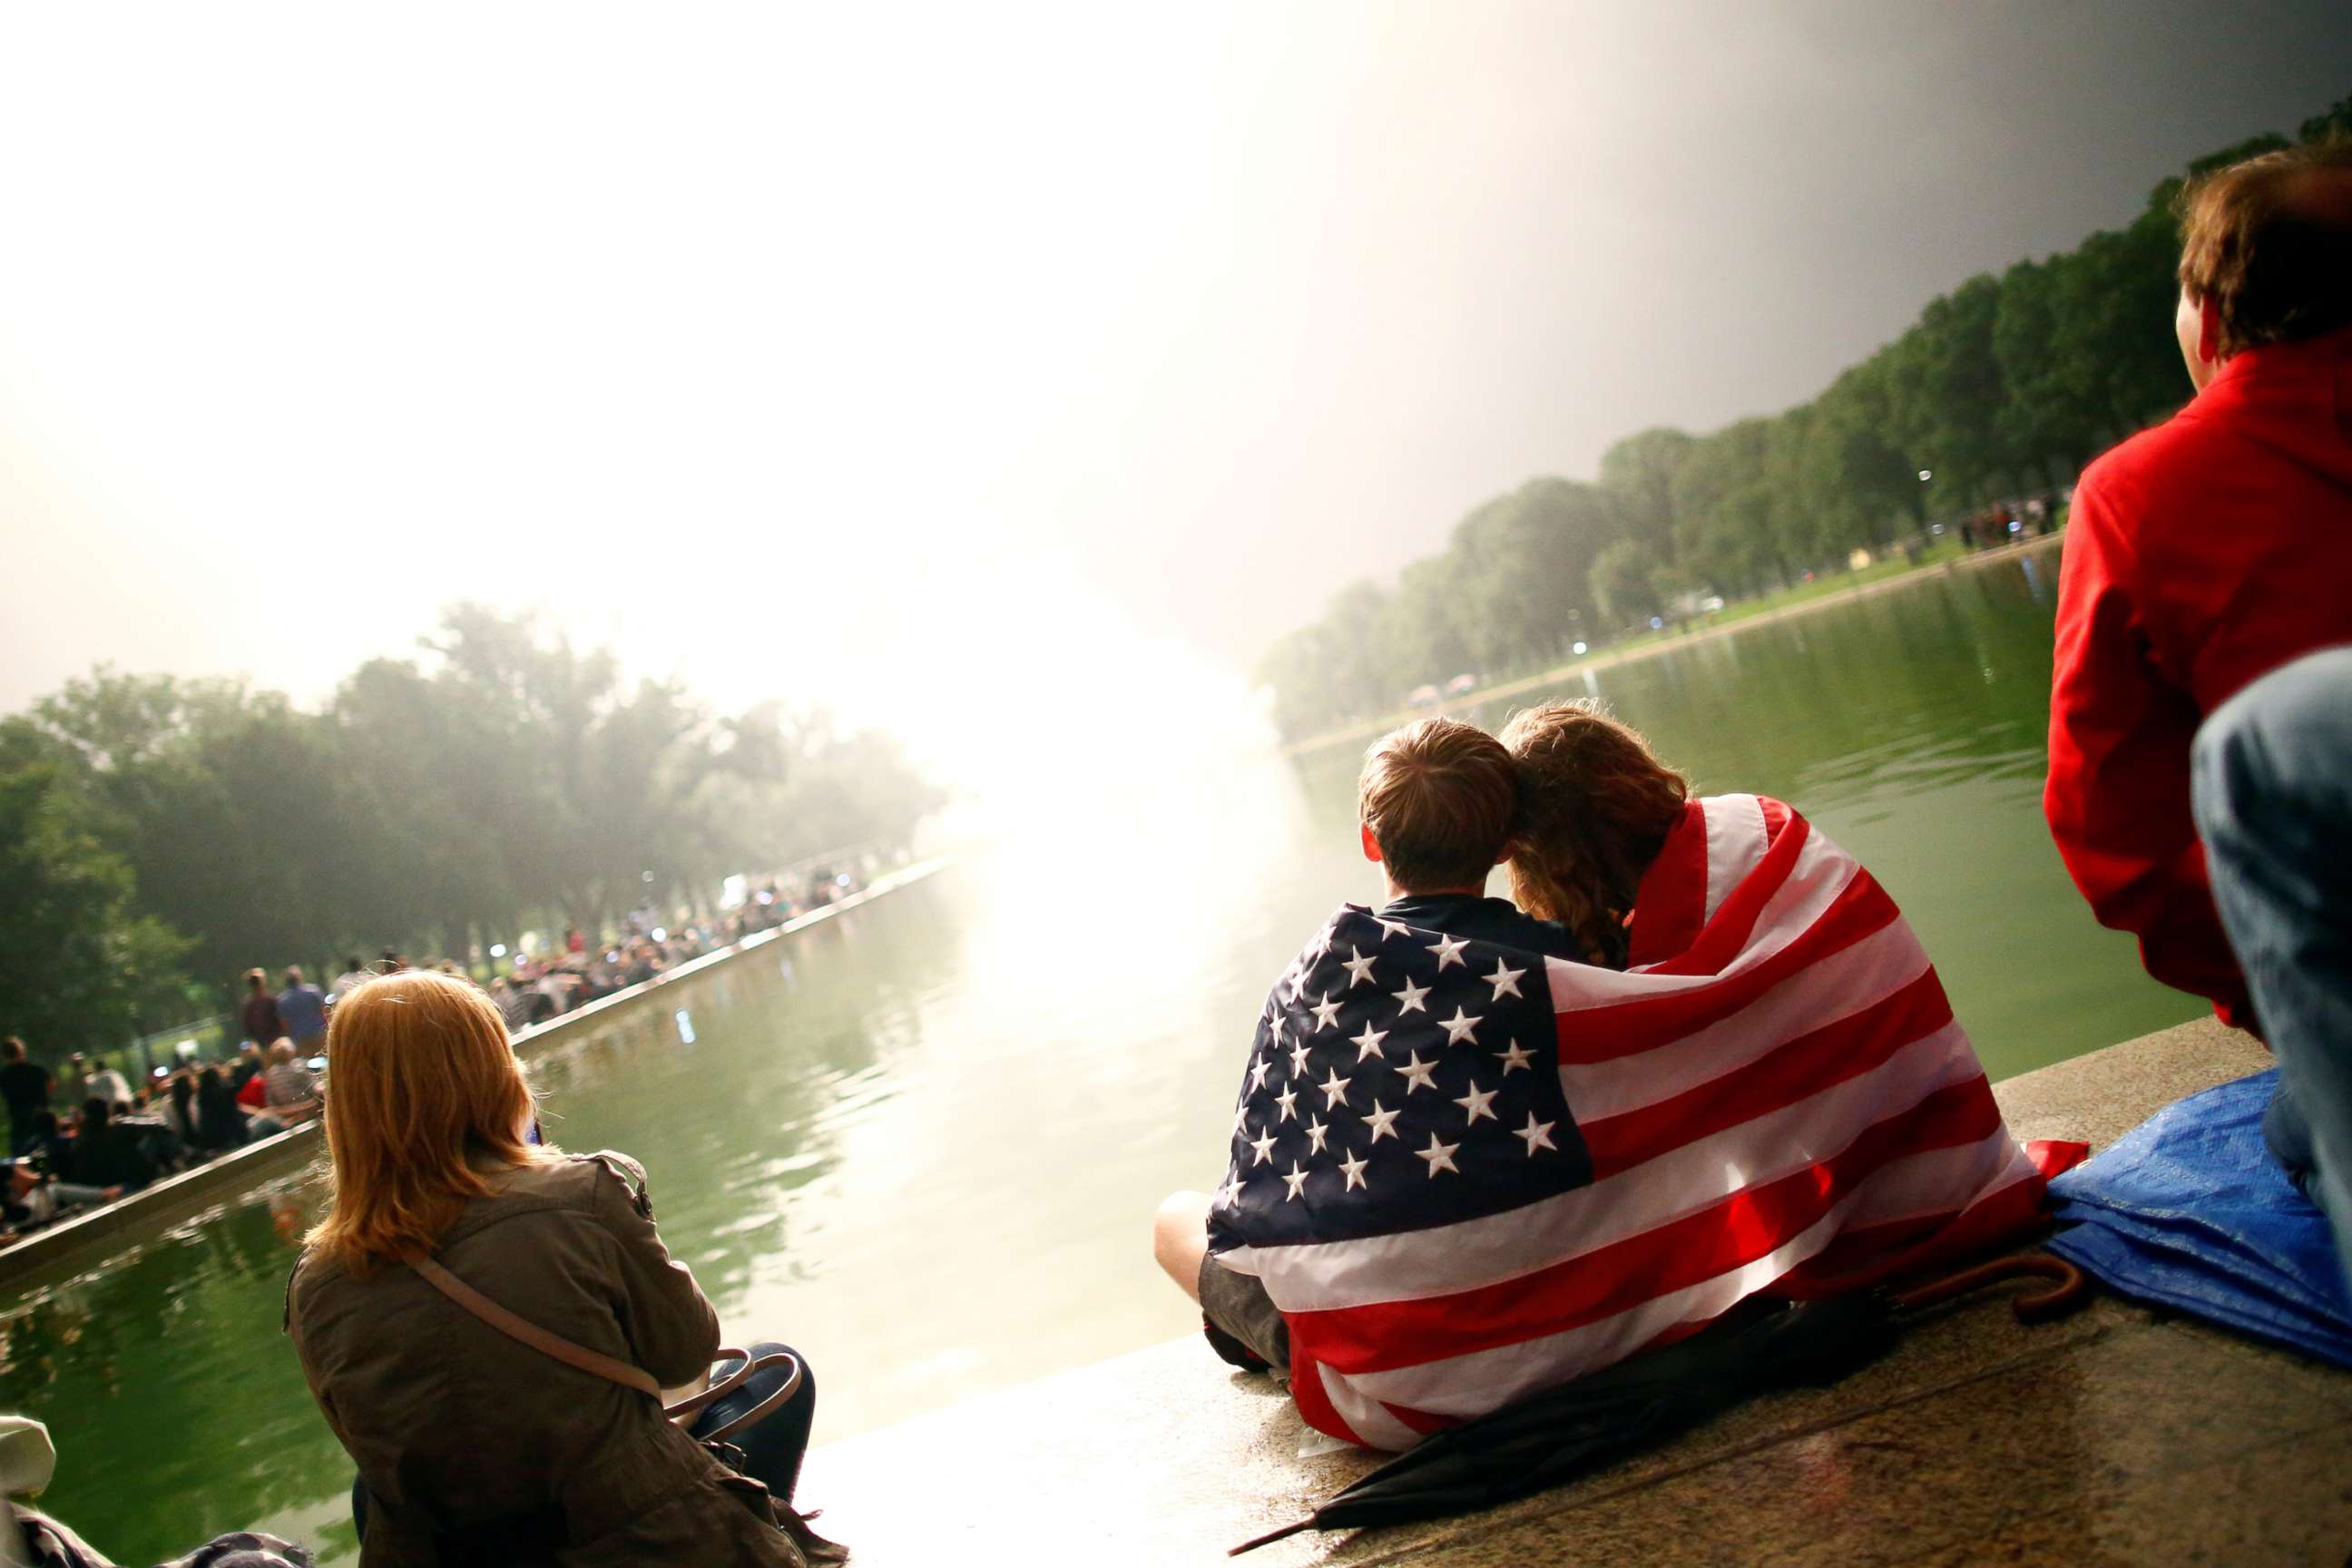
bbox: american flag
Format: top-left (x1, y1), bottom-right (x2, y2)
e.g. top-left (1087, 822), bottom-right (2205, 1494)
top-left (1207, 793), bottom-right (2079, 1451)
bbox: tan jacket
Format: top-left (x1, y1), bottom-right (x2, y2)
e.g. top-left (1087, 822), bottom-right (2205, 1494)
top-left (286, 1152), bottom-right (803, 1568)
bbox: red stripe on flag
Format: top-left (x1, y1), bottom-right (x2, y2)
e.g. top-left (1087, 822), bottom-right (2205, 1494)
top-left (1554, 867), bottom-right (1902, 1064)
top-left (1638, 808), bottom-right (1812, 979)
top-left (1379, 1400), bottom-right (1460, 1438)
top-left (1291, 1078), bottom-right (2005, 1376)
top-left (1775, 1162), bottom-right (2048, 1296)
top-left (1626, 801), bottom-right (1711, 967)
top-left (1576, 967), bottom-right (1957, 1179)
top-left (1758, 795), bottom-right (1792, 842)
top-left (1284, 1347), bottom-right (1362, 1446)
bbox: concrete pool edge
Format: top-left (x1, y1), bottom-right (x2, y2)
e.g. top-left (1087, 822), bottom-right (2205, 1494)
top-left (796, 1014), bottom-right (2352, 1565)
top-left (0, 855), bottom-right (956, 1295)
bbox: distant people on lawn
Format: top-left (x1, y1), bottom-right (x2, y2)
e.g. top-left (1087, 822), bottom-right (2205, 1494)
top-left (241, 967), bottom-right (285, 1050)
top-left (278, 966), bottom-right (329, 1052)
top-left (0, 1040), bottom-right (53, 1158)
top-left (2042, 139), bottom-right (2352, 1286)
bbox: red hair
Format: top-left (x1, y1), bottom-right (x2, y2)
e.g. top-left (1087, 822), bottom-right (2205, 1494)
top-left (306, 970), bottom-right (550, 1274)
top-left (1500, 701), bottom-right (1689, 968)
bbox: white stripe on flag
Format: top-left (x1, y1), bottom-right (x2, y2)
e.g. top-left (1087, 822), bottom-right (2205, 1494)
top-left (1224, 1021), bottom-right (1985, 1310)
top-left (1555, 916), bottom-right (1933, 1122)
top-left (1335, 1123), bottom-right (2021, 1423)
top-left (1542, 821), bottom-right (1861, 1014)
top-left (1701, 793), bottom-right (1769, 927)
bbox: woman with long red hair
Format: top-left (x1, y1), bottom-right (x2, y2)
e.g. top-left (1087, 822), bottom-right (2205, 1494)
top-left (287, 969), bottom-right (834, 1568)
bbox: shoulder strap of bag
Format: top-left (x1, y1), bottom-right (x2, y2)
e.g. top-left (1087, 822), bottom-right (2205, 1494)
top-left (411, 1255), bottom-right (662, 1398)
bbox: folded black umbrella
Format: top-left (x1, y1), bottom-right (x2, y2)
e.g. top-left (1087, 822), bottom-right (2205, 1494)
top-left (1232, 1256), bottom-right (2082, 1554)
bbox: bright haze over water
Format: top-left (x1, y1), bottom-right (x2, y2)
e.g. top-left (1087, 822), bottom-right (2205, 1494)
top-left (3, 2), bottom-right (2347, 784)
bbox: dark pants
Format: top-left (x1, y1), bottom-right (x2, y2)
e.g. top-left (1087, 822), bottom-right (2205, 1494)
top-left (352, 1341), bottom-right (818, 1548)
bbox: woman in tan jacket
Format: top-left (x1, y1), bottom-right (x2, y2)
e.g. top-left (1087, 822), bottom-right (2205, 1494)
top-left (285, 969), bottom-right (819, 1568)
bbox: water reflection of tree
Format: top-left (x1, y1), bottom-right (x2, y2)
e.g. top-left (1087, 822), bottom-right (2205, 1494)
top-left (0, 1196), bottom-right (355, 1566)
top-left (518, 882), bottom-right (967, 1317)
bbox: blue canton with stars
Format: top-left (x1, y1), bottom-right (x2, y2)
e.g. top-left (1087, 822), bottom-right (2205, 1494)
top-left (1206, 905), bottom-right (1594, 1251)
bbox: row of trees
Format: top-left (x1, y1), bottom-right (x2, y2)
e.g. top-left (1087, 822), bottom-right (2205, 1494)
top-left (1256, 95), bottom-right (2352, 740)
top-left (0, 603), bottom-right (945, 1054)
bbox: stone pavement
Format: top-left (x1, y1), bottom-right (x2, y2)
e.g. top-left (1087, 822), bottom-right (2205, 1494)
top-left (799, 1017), bottom-right (2352, 1566)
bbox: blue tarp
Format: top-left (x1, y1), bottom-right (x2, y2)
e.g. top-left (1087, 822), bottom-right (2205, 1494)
top-left (2048, 1068), bottom-right (2352, 1368)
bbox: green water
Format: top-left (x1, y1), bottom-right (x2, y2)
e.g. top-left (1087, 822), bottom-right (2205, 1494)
top-left (0, 549), bottom-right (2198, 1563)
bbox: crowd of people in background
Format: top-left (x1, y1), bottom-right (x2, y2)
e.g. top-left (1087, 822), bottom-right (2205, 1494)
top-left (0, 869), bottom-right (865, 1247)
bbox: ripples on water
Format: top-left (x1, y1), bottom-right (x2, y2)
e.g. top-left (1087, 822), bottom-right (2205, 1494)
top-left (0, 554), bottom-right (2199, 1564)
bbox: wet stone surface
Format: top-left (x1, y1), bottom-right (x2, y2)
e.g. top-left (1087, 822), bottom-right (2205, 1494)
top-left (799, 1019), bottom-right (2351, 1566)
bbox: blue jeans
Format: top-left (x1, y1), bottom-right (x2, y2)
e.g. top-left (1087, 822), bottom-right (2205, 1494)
top-left (2191, 645), bottom-right (2352, 1296)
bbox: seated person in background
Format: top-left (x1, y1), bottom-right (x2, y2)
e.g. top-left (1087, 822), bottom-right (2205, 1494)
top-left (1152, 718), bottom-right (1587, 1416)
top-left (263, 1041), bottom-right (321, 1125)
top-left (2042, 140), bottom-right (2352, 1285)
top-left (70, 1099), bottom-right (154, 1195)
top-left (193, 1065), bottom-right (249, 1152)
top-left (229, 1040), bottom-right (268, 1095)
top-left (79, 1058), bottom-right (132, 1110)
top-left (2, 1157), bottom-right (120, 1236)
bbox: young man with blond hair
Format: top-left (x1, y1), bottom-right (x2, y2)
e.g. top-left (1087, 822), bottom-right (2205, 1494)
top-left (2044, 139), bottom-right (2352, 1287)
top-left (1152, 717), bottom-right (1582, 1380)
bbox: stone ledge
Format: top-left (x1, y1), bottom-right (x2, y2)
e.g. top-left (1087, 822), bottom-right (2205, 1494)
top-left (799, 1015), bottom-right (2348, 1566)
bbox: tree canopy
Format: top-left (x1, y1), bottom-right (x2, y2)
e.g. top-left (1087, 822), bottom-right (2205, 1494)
top-left (0, 604), bottom-right (943, 1052)
top-left (1254, 93), bottom-right (2350, 740)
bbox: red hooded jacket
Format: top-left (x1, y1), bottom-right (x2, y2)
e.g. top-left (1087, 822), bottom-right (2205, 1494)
top-left (2044, 325), bottom-right (2352, 1028)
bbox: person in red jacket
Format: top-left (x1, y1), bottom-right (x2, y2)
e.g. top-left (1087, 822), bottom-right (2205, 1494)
top-left (2044, 139), bottom-right (2352, 1282)
top-left (2045, 140), bottom-right (2352, 1023)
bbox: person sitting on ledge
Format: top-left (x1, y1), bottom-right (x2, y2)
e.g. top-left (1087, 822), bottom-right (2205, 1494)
top-left (2043, 139), bottom-right (2352, 1288)
top-left (286, 969), bottom-right (836, 1567)
top-left (1158, 710), bottom-right (2063, 1449)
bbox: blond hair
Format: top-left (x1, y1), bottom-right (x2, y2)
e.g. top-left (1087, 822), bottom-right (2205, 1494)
top-left (305, 970), bottom-right (549, 1274)
top-left (1357, 718), bottom-right (1520, 892)
top-left (1500, 701), bottom-right (1689, 969)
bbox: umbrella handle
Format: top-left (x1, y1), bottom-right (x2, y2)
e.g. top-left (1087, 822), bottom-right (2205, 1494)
top-left (1889, 1252), bottom-right (2086, 1322)
top-left (1230, 1519), bottom-right (1313, 1556)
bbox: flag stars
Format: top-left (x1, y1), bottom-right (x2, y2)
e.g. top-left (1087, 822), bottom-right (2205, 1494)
top-left (1339, 946), bottom-right (1379, 988)
top-left (1391, 977), bottom-right (1431, 1016)
top-left (1494, 1039), bottom-right (1536, 1074)
top-left (1416, 1133), bottom-right (1462, 1177)
top-left (1515, 1113), bottom-right (1560, 1155)
top-left (1427, 932), bottom-right (1470, 971)
top-left (1249, 1127), bottom-right (1277, 1166)
top-left (1249, 1058), bottom-right (1271, 1093)
top-left (1318, 1067), bottom-right (1353, 1110)
top-left (1339, 1150), bottom-right (1370, 1191)
top-left (1454, 1080), bottom-right (1499, 1126)
top-left (1308, 992), bottom-right (1345, 1032)
top-left (1484, 960), bottom-right (1526, 1000)
top-left (1350, 1022), bottom-right (1390, 1063)
top-left (1363, 1099), bottom-right (1403, 1143)
top-left (1306, 1115), bottom-right (1331, 1154)
top-left (1394, 1051), bottom-right (1439, 1094)
top-left (1282, 1161), bottom-right (1311, 1201)
top-left (1375, 916), bottom-right (1412, 941)
top-left (1274, 1085), bottom-right (1299, 1123)
top-left (1289, 1040), bottom-right (1313, 1076)
top-left (1438, 1006), bottom-right (1484, 1046)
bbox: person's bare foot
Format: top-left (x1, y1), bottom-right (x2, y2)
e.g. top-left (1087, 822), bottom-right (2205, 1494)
top-left (101, 1186), bottom-right (123, 1200)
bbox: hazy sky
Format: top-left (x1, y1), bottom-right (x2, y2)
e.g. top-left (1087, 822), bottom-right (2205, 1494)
top-left (3, 2), bottom-right (2346, 748)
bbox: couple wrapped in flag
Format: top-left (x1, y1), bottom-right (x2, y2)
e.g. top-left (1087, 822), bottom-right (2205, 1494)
top-left (1152, 702), bottom-right (2083, 1451)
